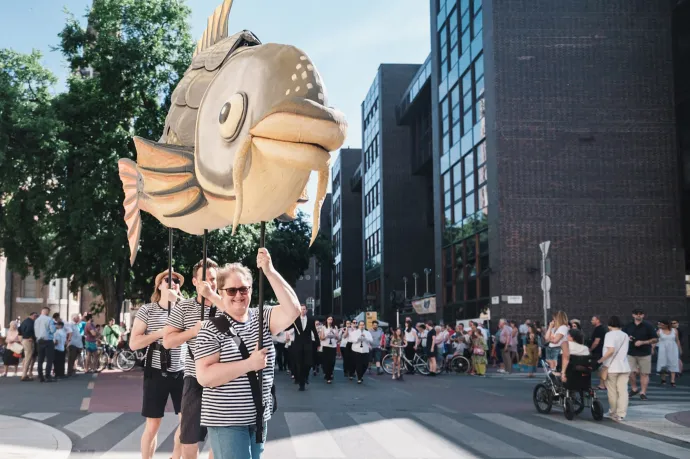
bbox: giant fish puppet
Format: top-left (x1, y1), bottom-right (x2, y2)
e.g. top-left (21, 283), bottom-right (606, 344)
top-left (118, 0), bottom-right (347, 264)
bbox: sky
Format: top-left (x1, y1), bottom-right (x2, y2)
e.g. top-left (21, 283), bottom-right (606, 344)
top-left (0, 0), bottom-right (431, 221)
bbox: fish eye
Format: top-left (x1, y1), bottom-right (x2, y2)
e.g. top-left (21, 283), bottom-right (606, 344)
top-left (218, 92), bottom-right (247, 142)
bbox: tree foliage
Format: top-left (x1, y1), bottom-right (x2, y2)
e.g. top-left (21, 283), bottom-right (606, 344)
top-left (0, 1), bottom-right (332, 319)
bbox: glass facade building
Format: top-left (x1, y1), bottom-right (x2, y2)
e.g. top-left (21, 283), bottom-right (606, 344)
top-left (434, 0), bottom-right (490, 322)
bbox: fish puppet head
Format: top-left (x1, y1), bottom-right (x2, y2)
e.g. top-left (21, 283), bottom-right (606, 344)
top-left (194, 42), bottom-right (347, 240)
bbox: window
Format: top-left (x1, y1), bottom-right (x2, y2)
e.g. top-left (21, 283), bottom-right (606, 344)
top-left (23, 271), bottom-right (37, 298)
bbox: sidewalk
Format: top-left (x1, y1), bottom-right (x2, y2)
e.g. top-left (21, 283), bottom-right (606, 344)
top-left (0, 414), bottom-right (72, 459)
top-left (624, 403), bottom-right (690, 444)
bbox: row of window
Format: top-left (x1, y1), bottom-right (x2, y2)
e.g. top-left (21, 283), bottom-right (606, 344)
top-left (442, 230), bottom-right (489, 305)
top-left (365, 229), bottom-right (381, 263)
top-left (364, 181), bottom-right (380, 216)
top-left (441, 54), bottom-right (484, 152)
top-left (332, 170), bottom-right (341, 193)
top-left (334, 262), bottom-right (342, 290)
top-left (363, 99), bottom-right (379, 131)
top-left (332, 230), bottom-right (341, 258)
top-left (442, 141), bottom-right (487, 226)
top-left (332, 196), bottom-right (341, 226)
top-left (439, 1), bottom-right (482, 80)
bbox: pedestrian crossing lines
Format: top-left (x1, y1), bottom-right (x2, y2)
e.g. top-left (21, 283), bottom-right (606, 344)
top-left (627, 385), bottom-right (690, 405)
top-left (19, 410), bottom-right (690, 459)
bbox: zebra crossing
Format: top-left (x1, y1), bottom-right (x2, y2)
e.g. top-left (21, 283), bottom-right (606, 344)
top-left (488, 372), bottom-right (690, 406)
top-left (19, 409), bottom-right (690, 458)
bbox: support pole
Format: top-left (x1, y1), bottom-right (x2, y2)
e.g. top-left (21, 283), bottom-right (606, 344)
top-left (257, 222), bottom-right (266, 442)
top-left (202, 229), bottom-right (212, 320)
top-left (168, 227), bottom-right (173, 316)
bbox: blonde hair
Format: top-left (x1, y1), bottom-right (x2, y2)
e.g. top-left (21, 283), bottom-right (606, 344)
top-left (553, 310), bottom-right (569, 328)
top-left (217, 262), bottom-right (253, 289)
top-left (151, 282), bottom-right (162, 303)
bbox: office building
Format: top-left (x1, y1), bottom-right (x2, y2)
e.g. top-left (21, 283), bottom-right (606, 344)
top-left (317, 193), bottom-right (333, 316)
top-left (360, 65), bottom-right (435, 324)
top-left (331, 149), bottom-right (363, 318)
top-left (430, 0), bottom-right (686, 324)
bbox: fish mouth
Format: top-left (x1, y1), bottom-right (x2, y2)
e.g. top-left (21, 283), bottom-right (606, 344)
top-left (249, 97), bottom-right (347, 158)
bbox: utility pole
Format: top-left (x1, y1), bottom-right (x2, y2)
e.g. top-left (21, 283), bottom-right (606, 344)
top-left (539, 241), bottom-right (551, 328)
top-left (412, 272), bottom-right (419, 297)
top-left (423, 268), bottom-right (431, 294)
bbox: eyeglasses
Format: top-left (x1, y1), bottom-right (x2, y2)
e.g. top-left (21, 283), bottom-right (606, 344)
top-left (165, 277), bottom-right (180, 285)
top-left (221, 286), bottom-right (251, 297)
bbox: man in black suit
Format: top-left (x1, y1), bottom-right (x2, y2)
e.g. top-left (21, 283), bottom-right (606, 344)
top-left (287, 305), bottom-right (319, 391)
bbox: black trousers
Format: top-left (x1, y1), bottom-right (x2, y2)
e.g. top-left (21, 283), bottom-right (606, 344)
top-left (354, 350), bottom-right (369, 380)
top-left (322, 346), bottom-right (337, 380)
top-left (274, 342), bottom-right (286, 371)
top-left (293, 347), bottom-right (313, 386)
top-left (54, 350), bottom-right (66, 377)
top-left (404, 342), bottom-right (416, 372)
top-left (344, 343), bottom-right (356, 376)
top-left (37, 339), bottom-right (55, 380)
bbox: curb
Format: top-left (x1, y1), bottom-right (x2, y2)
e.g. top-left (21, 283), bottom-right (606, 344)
top-left (0, 414), bottom-right (72, 459)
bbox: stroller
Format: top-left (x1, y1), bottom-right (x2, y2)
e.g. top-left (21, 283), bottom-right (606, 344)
top-left (533, 357), bottom-right (604, 421)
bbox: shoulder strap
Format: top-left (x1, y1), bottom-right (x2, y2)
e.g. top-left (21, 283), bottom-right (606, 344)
top-left (214, 312), bottom-right (266, 444)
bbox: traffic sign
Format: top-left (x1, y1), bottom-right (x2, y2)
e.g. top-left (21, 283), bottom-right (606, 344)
top-left (541, 275), bottom-right (551, 292)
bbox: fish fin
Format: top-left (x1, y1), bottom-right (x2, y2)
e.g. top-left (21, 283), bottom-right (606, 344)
top-left (297, 184), bottom-right (309, 203)
top-left (231, 136), bottom-right (252, 235)
top-left (310, 167), bottom-right (329, 247)
top-left (133, 136), bottom-right (194, 171)
top-left (194, 0), bottom-right (234, 58)
top-left (117, 159), bottom-right (144, 266)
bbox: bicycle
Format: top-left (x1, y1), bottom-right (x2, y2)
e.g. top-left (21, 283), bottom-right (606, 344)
top-left (115, 346), bottom-right (146, 371)
top-left (381, 346), bottom-right (429, 375)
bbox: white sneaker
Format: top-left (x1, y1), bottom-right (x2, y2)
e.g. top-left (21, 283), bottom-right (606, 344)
top-left (604, 411), bottom-right (614, 419)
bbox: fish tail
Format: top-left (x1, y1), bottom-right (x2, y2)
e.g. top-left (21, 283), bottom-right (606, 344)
top-left (310, 167), bottom-right (329, 247)
top-left (118, 159), bottom-right (144, 266)
top-left (231, 136), bottom-right (252, 235)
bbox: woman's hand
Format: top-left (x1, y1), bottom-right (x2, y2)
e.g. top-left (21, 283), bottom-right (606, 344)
top-left (256, 248), bottom-right (275, 274)
top-left (248, 344), bottom-right (268, 372)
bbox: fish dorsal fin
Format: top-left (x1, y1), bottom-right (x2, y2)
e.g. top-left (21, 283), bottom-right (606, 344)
top-left (194, 0), bottom-right (233, 58)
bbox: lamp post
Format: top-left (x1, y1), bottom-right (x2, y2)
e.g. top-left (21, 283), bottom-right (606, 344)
top-left (423, 268), bottom-right (431, 294)
top-left (403, 276), bottom-right (408, 299)
top-left (412, 272), bottom-right (419, 297)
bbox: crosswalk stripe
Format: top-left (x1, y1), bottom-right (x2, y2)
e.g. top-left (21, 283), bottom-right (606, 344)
top-left (415, 413), bottom-right (531, 458)
top-left (390, 417), bottom-right (476, 459)
top-left (22, 412), bottom-right (59, 421)
top-left (64, 412), bottom-right (123, 438)
top-left (547, 416), bottom-right (690, 459)
top-left (476, 413), bottom-right (631, 459)
top-left (97, 414), bottom-right (178, 458)
top-left (348, 412), bottom-right (439, 458)
top-left (284, 412), bottom-right (346, 458)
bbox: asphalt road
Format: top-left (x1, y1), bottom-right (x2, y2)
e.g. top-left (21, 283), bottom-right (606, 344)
top-left (1, 363), bottom-right (689, 458)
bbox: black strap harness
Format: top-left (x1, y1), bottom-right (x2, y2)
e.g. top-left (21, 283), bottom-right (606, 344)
top-left (209, 313), bottom-right (276, 444)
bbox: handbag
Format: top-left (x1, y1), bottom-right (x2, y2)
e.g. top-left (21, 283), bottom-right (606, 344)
top-left (9, 342), bottom-right (23, 354)
top-left (599, 336), bottom-right (625, 382)
top-left (473, 346), bottom-right (485, 356)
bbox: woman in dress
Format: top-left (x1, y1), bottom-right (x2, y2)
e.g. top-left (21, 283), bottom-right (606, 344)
top-left (389, 327), bottom-right (404, 380)
top-left (520, 324), bottom-right (541, 377)
top-left (656, 319), bottom-right (681, 387)
top-left (2, 321), bottom-right (22, 377)
top-left (470, 328), bottom-right (487, 376)
top-left (545, 310), bottom-right (569, 370)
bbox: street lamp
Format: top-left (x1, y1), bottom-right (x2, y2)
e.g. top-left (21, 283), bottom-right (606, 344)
top-left (402, 276), bottom-right (408, 299)
top-left (412, 272), bottom-right (419, 297)
top-left (423, 268), bottom-right (431, 294)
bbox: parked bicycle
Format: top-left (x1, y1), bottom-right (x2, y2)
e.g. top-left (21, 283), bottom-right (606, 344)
top-left (116, 346), bottom-right (146, 371)
top-left (381, 347), bottom-right (429, 375)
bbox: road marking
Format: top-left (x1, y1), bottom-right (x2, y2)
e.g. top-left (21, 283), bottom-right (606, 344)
top-left (432, 404), bottom-right (457, 414)
top-left (97, 415), bottom-right (178, 458)
top-left (548, 416), bottom-right (690, 459)
top-left (348, 412), bottom-right (438, 458)
top-left (391, 386), bottom-right (413, 397)
top-left (416, 413), bottom-right (534, 458)
top-left (476, 388), bottom-right (504, 397)
top-left (22, 412), bottom-right (59, 421)
top-left (64, 412), bottom-right (123, 438)
top-left (80, 397), bottom-right (90, 411)
top-left (87, 381), bottom-right (95, 389)
top-left (284, 412), bottom-right (345, 458)
top-left (477, 413), bottom-right (631, 459)
top-left (393, 416), bottom-right (476, 458)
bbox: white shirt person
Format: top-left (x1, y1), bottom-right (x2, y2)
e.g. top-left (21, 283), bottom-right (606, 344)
top-left (349, 322), bottom-right (373, 384)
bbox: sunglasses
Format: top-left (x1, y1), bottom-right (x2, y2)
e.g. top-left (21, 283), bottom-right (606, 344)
top-left (221, 286), bottom-right (251, 296)
top-left (164, 277), bottom-right (180, 285)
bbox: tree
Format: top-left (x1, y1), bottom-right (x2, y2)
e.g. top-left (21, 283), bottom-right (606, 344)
top-left (51, 0), bottom-right (194, 319)
top-left (0, 49), bottom-right (63, 277)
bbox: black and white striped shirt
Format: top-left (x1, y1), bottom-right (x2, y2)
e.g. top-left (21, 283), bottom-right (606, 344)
top-left (166, 298), bottom-right (213, 378)
top-left (196, 307), bottom-right (275, 427)
top-left (135, 303), bottom-right (184, 373)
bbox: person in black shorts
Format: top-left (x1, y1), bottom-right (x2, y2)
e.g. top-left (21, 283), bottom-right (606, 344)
top-left (130, 269), bottom-right (185, 459)
top-left (164, 258), bottom-right (220, 459)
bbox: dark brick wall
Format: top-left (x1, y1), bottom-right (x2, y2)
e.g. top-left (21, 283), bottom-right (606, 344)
top-left (339, 149), bottom-right (364, 317)
top-left (318, 193), bottom-right (333, 316)
top-left (483, 0), bottom-right (686, 327)
top-left (379, 65), bottom-right (436, 325)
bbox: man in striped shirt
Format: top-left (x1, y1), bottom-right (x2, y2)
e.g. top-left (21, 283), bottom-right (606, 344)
top-left (164, 258), bottom-right (219, 459)
top-left (130, 270), bottom-right (185, 459)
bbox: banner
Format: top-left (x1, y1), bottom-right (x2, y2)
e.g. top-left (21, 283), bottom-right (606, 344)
top-left (365, 311), bottom-right (378, 329)
top-left (412, 296), bottom-right (436, 315)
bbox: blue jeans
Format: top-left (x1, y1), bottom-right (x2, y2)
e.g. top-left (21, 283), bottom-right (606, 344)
top-left (208, 424), bottom-right (267, 459)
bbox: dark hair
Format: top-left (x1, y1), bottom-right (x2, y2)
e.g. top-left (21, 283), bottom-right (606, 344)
top-left (52, 312), bottom-right (60, 320)
top-left (426, 320), bottom-right (434, 327)
top-left (372, 320), bottom-right (378, 325)
top-left (608, 315), bottom-right (622, 328)
top-left (29, 311), bottom-right (38, 317)
top-left (658, 318), bottom-right (670, 327)
top-left (568, 329), bottom-right (584, 344)
top-left (192, 257), bottom-right (219, 279)
top-left (85, 313), bottom-right (93, 321)
top-left (57, 321), bottom-right (64, 327)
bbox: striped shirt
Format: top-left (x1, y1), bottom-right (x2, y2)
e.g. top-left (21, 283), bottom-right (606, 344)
top-left (196, 307), bottom-right (275, 427)
top-left (166, 298), bottom-right (213, 378)
top-left (135, 303), bottom-right (184, 373)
